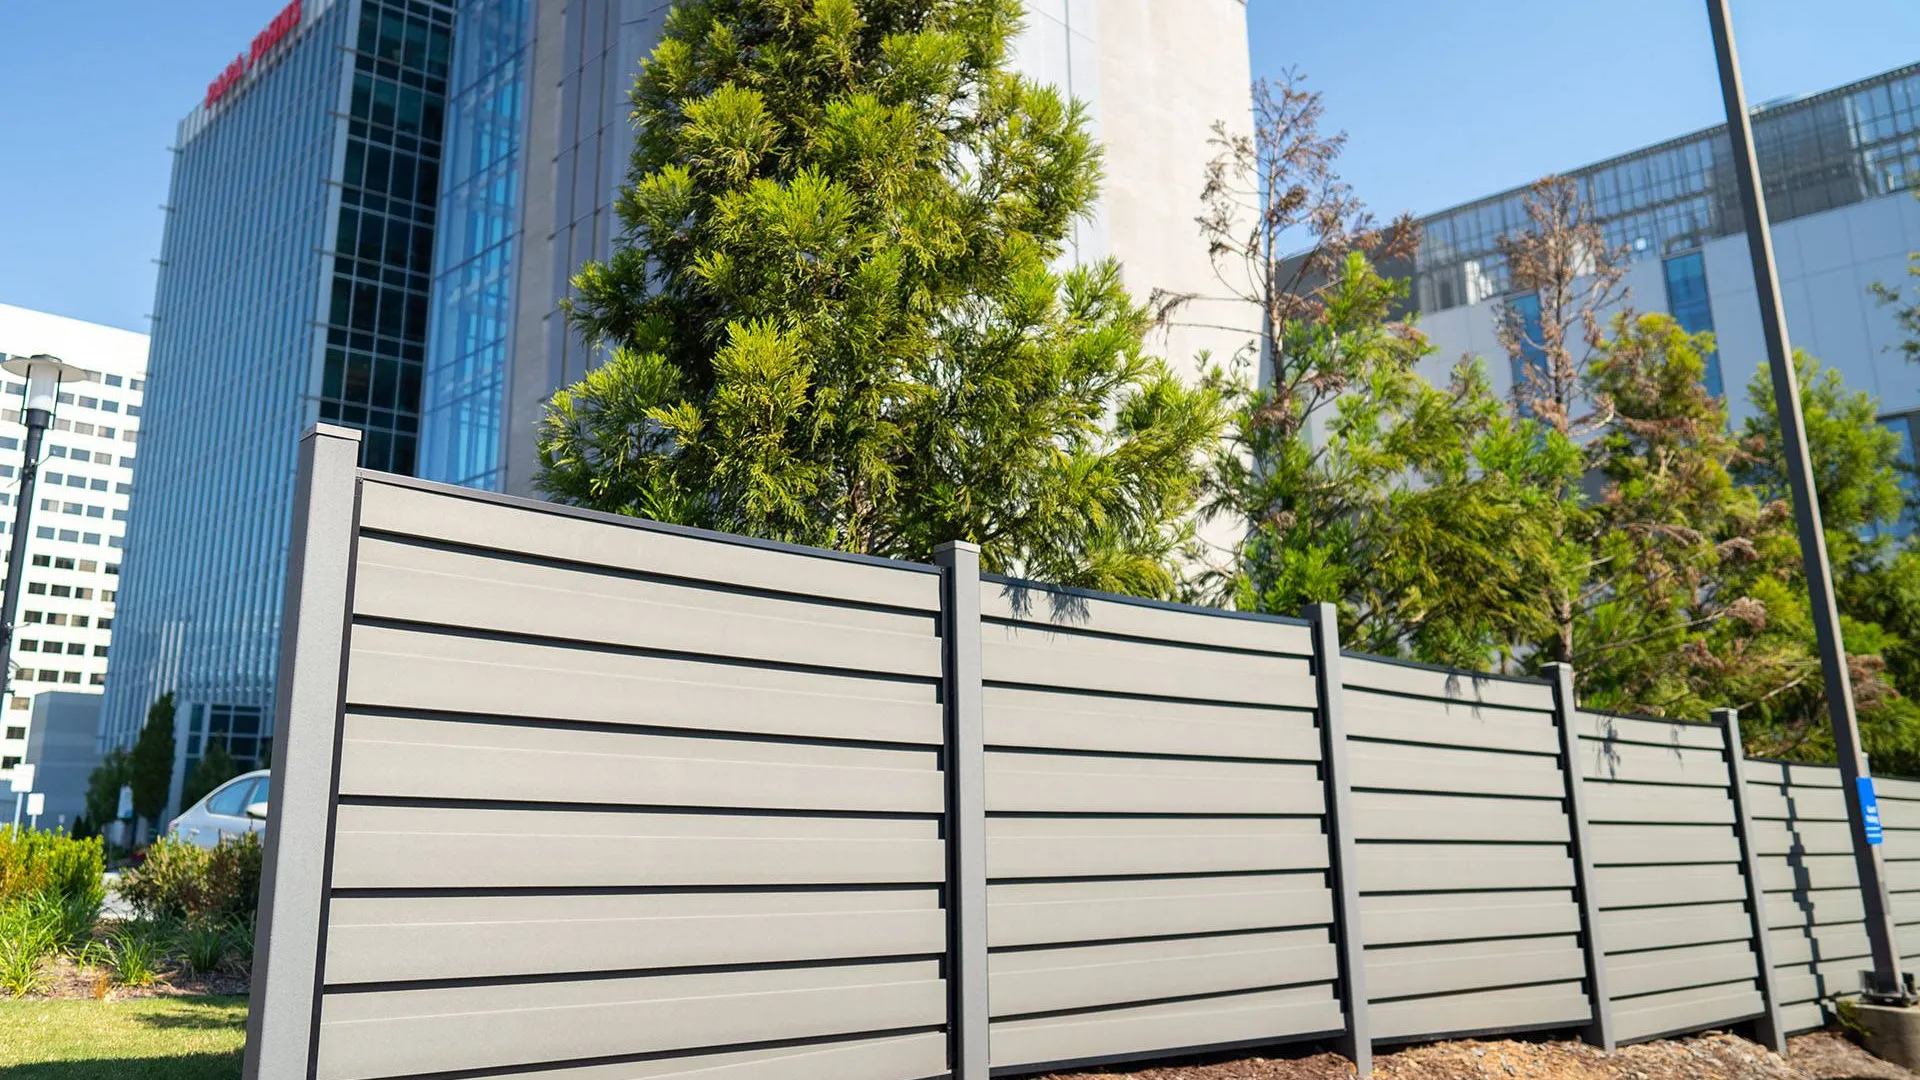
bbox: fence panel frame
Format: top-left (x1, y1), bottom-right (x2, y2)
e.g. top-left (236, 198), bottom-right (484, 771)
top-left (938, 541), bottom-right (989, 1080)
top-left (1306, 603), bottom-right (1371, 1075)
top-left (243, 425), bottom-right (362, 1080)
top-left (1546, 662), bottom-right (1616, 1050)
top-left (1716, 707), bottom-right (1788, 1054)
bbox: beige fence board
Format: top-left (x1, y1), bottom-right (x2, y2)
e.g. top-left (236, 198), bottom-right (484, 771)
top-left (981, 581), bottom-right (1313, 657)
top-left (1358, 892), bottom-right (1581, 946)
top-left (1369, 983), bottom-right (1591, 1042)
top-left (429, 1032), bottom-right (950, 1080)
top-left (1351, 791), bottom-right (1569, 844)
top-left (323, 889), bottom-right (945, 985)
top-left (328, 805), bottom-right (945, 889)
top-left (1587, 825), bottom-right (1741, 866)
top-left (988, 986), bottom-right (1344, 1069)
top-left (1753, 820), bottom-right (1855, 857)
top-left (1342, 690), bottom-right (1560, 755)
top-left (1353, 845), bottom-right (1574, 893)
top-left (353, 535), bottom-right (941, 677)
top-left (983, 686), bottom-right (1320, 761)
top-left (347, 624), bottom-right (943, 746)
top-left (986, 875), bottom-right (1334, 948)
top-left (1592, 863), bottom-right (1748, 909)
top-left (984, 752), bottom-right (1323, 816)
top-left (1339, 659), bottom-right (1556, 712)
top-left (1598, 903), bottom-right (1753, 953)
top-left (1768, 889), bottom-right (1866, 928)
top-left (1761, 853), bottom-right (1858, 892)
top-left (985, 817), bottom-right (1330, 879)
top-left (1612, 985), bottom-right (1764, 1044)
top-left (314, 960), bottom-right (947, 1080)
top-left (1348, 740), bottom-right (1567, 799)
top-left (358, 478), bottom-right (941, 611)
top-left (1583, 784), bottom-right (1735, 826)
top-left (337, 713), bottom-right (942, 813)
top-left (1605, 941), bottom-right (1760, 999)
top-left (988, 930), bottom-right (1336, 1017)
top-left (1364, 937), bottom-right (1585, 1000)
top-left (983, 621), bottom-right (1315, 707)
top-left (1576, 742), bottom-right (1731, 787)
top-left (1576, 713), bottom-right (1725, 751)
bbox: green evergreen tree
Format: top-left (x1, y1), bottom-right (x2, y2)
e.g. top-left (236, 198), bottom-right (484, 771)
top-left (128, 692), bottom-right (175, 830)
top-left (82, 747), bottom-right (132, 835)
top-left (539, 0), bottom-right (1223, 596)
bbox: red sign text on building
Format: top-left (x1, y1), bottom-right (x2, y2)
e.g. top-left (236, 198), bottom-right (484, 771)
top-left (205, 0), bottom-right (304, 109)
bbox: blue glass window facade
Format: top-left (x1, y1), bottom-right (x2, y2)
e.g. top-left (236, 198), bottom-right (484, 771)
top-left (1507, 292), bottom-right (1548, 401)
top-left (104, 0), bottom-right (456, 799)
top-left (1661, 252), bottom-right (1724, 399)
top-left (417, 0), bottom-right (530, 490)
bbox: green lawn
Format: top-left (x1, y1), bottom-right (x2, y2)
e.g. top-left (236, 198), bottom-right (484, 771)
top-left (0, 995), bottom-right (246, 1079)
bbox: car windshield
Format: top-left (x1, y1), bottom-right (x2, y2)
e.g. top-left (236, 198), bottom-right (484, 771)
top-left (206, 777), bottom-right (256, 817)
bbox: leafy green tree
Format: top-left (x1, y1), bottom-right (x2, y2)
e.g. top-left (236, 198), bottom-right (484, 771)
top-left (538, 0), bottom-right (1223, 596)
top-left (1733, 351), bottom-right (1920, 772)
top-left (82, 748), bottom-right (132, 836)
top-left (180, 739), bottom-right (240, 813)
top-left (128, 692), bottom-right (175, 830)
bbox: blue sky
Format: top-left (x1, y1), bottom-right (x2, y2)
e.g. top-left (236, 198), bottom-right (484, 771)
top-left (0, 1), bottom-right (1915, 334)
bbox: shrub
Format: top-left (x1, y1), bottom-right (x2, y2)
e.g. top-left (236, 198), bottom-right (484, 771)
top-left (119, 832), bottom-right (263, 924)
top-left (100, 921), bottom-right (170, 988)
top-left (177, 920), bottom-right (230, 977)
top-left (0, 826), bottom-right (105, 905)
top-left (0, 901), bottom-right (55, 997)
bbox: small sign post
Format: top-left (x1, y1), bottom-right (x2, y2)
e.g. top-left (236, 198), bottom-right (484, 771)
top-left (25, 791), bottom-right (43, 830)
top-left (9, 763), bottom-right (34, 831)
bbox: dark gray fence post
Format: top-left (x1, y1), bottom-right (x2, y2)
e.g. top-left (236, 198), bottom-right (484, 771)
top-left (1714, 706), bottom-right (1788, 1055)
top-left (1304, 603), bottom-right (1370, 1075)
top-left (244, 425), bottom-right (362, 1080)
top-left (936, 541), bottom-right (989, 1080)
top-left (1545, 662), bottom-right (1616, 1051)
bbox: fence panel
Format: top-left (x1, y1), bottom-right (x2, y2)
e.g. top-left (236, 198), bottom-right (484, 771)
top-left (1873, 776), bottom-right (1920, 974)
top-left (1342, 658), bottom-right (1593, 1042)
top-left (978, 577), bottom-right (1342, 1072)
top-left (303, 471), bottom-right (954, 1080)
top-left (1576, 712), bottom-right (1765, 1042)
top-left (1744, 759), bottom-right (1869, 1032)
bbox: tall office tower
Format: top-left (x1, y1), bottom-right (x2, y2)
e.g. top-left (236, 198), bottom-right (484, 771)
top-left (415, 0), bottom-right (1258, 498)
top-left (102, 0), bottom-right (457, 811)
top-left (1405, 64), bottom-right (1920, 433)
top-left (0, 304), bottom-right (148, 786)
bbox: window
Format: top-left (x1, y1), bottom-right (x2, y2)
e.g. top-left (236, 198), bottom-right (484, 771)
top-left (82, 533), bottom-right (99, 546)
top-left (64, 643), bottom-right (83, 655)
top-left (29, 555), bottom-right (47, 568)
top-left (33, 528), bottom-right (50, 540)
top-left (35, 671), bottom-right (55, 683)
top-left (115, 483), bottom-right (131, 495)
top-left (126, 405), bottom-right (140, 417)
top-left (130, 379), bottom-right (144, 391)
top-left (98, 427), bottom-right (114, 439)
top-left (7, 699), bottom-right (24, 711)
top-left (105, 564), bottom-right (118, 576)
top-left (1662, 252), bottom-right (1723, 398)
top-left (54, 558), bottom-right (73, 570)
top-left (102, 591), bottom-right (115, 603)
top-left (86, 506), bottom-right (103, 519)
top-left (77, 396), bottom-right (96, 409)
top-left (77, 561), bottom-right (94, 572)
top-left (0, 758), bottom-right (17, 770)
top-left (48, 586), bottom-right (68, 598)
top-left (57, 530), bottom-right (78, 543)
top-left (89, 479), bottom-right (106, 492)
top-left (17, 641), bottom-right (34, 652)
top-left (104, 375), bottom-right (122, 388)
top-left (89, 617), bottom-right (103, 629)
top-left (1, 728), bottom-right (18, 742)
top-left (61, 672), bottom-right (79, 684)
top-left (64, 476), bottom-right (82, 488)
top-left (117, 458), bottom-right (132, 469)
top-left (100, 401), bottom-right (118, 413)
top-left (205, 776), bottom-right (255, 816)
top-left (52, 419), bottom-right (69, 432)
top-left (61, 503), bottom-right (79, 515)
top-left (25, 583), bottom-right (43, 595)
top-left (89, 673), bottom-right (104, 686)
top-left (22, 611), bottom-right (39, 624)
top-left (0, 438), bottom-right (14, 450)
top-left (56, 393), bottom-right (72, 406)
top-left (44, 614), bottom-right (64, 626)
top-left (92, 646), bottom-right (107, 658)
top-left (75, 588), bottom-right (91, 601)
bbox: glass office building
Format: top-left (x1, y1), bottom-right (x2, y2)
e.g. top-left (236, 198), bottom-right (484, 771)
top-left (417, 0), bottom-right (530, 491)
top-left (103, 0), bottom-right (455, 809)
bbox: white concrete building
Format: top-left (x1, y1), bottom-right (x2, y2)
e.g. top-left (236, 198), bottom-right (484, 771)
top-left (1406, 65), bottom-right (1920, 439)
top-left (0, 304), bottom-right (147, 786)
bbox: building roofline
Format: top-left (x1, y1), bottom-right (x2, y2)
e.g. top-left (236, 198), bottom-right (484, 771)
top-left (1410, 61), bottom-right (1920, 226)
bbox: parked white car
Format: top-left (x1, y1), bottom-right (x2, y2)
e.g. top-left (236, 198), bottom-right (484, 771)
top-left (167, 769), bottom-right (271, 848)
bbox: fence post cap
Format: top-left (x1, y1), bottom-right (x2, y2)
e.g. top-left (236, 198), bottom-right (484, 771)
top-left (934, 540), bottom-right (981, 556)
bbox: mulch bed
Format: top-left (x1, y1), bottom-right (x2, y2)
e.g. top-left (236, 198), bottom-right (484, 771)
top-left (24, 956), bottom-right (249, 1001)
top-left (1039, 1031), bottom-right (1909, 1080)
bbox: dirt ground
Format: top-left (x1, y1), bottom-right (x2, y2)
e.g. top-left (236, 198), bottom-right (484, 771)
top-left (1039, 1032), bottom-right (1911, 1080)
top-left (27, 955), bottom-right (249, 1001)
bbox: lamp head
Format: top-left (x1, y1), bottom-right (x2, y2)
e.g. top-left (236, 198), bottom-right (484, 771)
top-left (0, 354), bottom-right (91, 414)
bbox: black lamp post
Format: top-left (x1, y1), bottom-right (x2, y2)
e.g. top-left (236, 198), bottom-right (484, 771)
top-left (0, 353), bottom-right (89, 710)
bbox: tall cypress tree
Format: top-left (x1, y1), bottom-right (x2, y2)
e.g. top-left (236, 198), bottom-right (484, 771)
top-left (539, 0), bottom-right (1223, 597)
top-left (128, 692), bottom-right (175, 830)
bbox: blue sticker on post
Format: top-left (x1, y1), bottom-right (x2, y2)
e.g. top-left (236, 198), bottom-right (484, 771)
top-left (1859, 776), bottom-right (1885, 845)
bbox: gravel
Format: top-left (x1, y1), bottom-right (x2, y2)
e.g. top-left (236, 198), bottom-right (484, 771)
top-left (1036, 1031), bottom-right (1914, 1080)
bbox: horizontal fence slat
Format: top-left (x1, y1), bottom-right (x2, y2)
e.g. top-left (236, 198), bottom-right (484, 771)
top-left (323, 889), bottom-right (945, 985)
top-left (987, 930), bottom-right (1337, 1018)
top-left (984, 752), bottom-right (1323, 816)
top-left (347, 623), bottom-right (944, 745)
top-left (358, 478), bottom-right (941, 610)
top-left (1606, 941), bottom-right (1760, 998)
top-left (983, 686), bottom-right (1320, 761)
top-left (987, 986), bottom-right (1343, 1070)
top-left (1358, 892), bottom-right (1581, 946)
top-left (315, 960), bottom-right (946, 1080)
top-left (1342, 690), bottom-right (1559, 755)
top-left (1592, 863), bottom-right (1749, 909)
top-left (1339, 657), bottom-right (1555, 711)
top-left (1353, 844), bottom-right (1574, 892)
top-left (1612, 985), bottom-right (1764, 1044)
top-left (328, 805), bottom-right (946, 889)
top-left (1598, 902), bottom-right (1754, 953)
top-left (1583, 783), bottom-right (1736, 826)
top-left (337, 713), bottom-right (943, 813)
top-left (1576, 741), bottom-right (1730, 787)
top-left (1587, 824), bottom-right (1741, 866)
top-left (1365, 936), bottom-right (1585, 1001)
top-left (1348, 740), bottom-right (1567, 799)
top-left (1576, 713), bottom-right (1726, 751)
top-left (353, 535), bottom-right (942, 677)
top-left (1351, 791), bottom-right (1570, 844)
top-left (986, 875), bottom-right (1334, 948)
top-left (985, 817), bottom-right (1330, 879)
top-left (1370, 983), bottom-right (1591, 1042)
top-left (981, 579), bottom-right (1312, 657)
top-left (982, 622), bottom-right (1315, 707)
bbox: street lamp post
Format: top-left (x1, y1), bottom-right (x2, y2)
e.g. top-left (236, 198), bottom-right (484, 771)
top-left (1704, 0), bottom-right (1915, 1004)
top-left (0, 354), bottom-right (89, 728)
